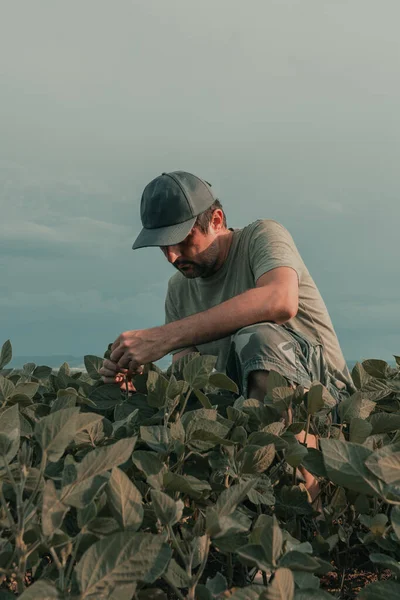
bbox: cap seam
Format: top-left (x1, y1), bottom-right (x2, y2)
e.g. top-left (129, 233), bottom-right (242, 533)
top-left (164, 173), bottom-right (194, 216)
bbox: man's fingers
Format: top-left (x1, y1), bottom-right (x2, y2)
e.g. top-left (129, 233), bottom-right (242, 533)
top-left (111, 336), bottom-right (121, 353)
top-left (110, 346), bottom-right (125, 364)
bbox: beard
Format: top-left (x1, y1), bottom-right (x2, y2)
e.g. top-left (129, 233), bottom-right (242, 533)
top-left (173, 240), bottom-right (220, 279)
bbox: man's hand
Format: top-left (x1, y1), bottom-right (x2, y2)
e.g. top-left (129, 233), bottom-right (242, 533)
top-left (99, 358), bottom-right (141, 391)
top-left (109, 327), bottom-right (171, 371)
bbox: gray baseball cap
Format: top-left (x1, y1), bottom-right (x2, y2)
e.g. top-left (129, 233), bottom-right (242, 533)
top-left (132, 171), bottom-right (218, 250)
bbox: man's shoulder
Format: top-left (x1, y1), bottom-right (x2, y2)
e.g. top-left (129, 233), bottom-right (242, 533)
top-left (241, 219), bottom-right (290, 238)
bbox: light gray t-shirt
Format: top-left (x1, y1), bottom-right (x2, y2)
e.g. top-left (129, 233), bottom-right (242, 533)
top-left (164, 219), bottom-right (353, 393)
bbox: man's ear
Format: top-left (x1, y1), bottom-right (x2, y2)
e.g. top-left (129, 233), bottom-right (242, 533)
top-left (211, 209), bottom-right (224, 232)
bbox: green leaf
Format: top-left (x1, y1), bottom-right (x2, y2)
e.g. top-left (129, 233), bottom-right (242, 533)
top-left (294, 590), bottom-right (334, 599)
top-left (320, 439), bottom-right (380, 496)
top-left (285, 442), bottom-right (308, 468)
top-left (369, 553), bottom-right (400, 577)
top-left (338, 393), bottom-right (375, 422)
top-left (61, 437), bottom-right (137, 506)
top-left (391, 505), bottom-right (400, 540)
top-left (0, 404), bottom-right (20, 466)
top-left (193, 388), bottom-right (213, 409)
top-left (84, 355), bottom-right (104, 380)
top-left (349, 418), bottom-right (373, 444)
top-left (236, 543), bottom-right (272, 572)
top-left (307, 384), bottom-right (325, 415)
top-left (18, 580), bottom-right (62, 599)
top-left (0, 340), bottom-right (12, 370)
top-left (33, 365), bottom-right (52, 379)
top-left (51, 388), bottom-right (78, 413)
top-left (147, 371), bottom-right (169, 408)
top-left (206, 572), bottom-right (227, 594)
top-left (261, 515), bottom-right (283, 567)
top-left (279, 551), bottom-right (320, 572)
top-left (209, 372), bottom-right (239, 394)
top-left (13, 382), bottom-right (39, 399)
top-left (365, 446), bottom-right (400, 485)
top-left (164, 472), bottom-right (211, 499)
top-left (276, 486), bottom-right (314, 518)
top-left (183, 354), bottom-right (217, 389)
top-left (42, 479), bottom-right (69, 537)
top-left (362, 359), bottom-right (390, 379)
top-left (164, 558), bottom-right (190, 589)
top-left (76, 531), bottom-right (172, 598)
top-left (369, 413), bottom-right (400, 434)
top-left (74, 413), bottom-right (110, 446)
top-left (132, 451), bottom-right (167, 489)
top-left (263, 567), bottom-right (294, 600)
top-left (186, 417), bottom-right (232, 451)
top-left (106, 467), bottom-right (144, 530)
top-left (357, 580), bottom-right (400, 599)
top-left (89, 384), bottom-right (123, 410)
top-left (150, 490), bottom-right (184, 526)
top-left (0, 375), bottom-right (15, 401)
top-left (352, 362), bottom-right (370, 389)
top-left (238, 444), bottom-right (275, 474)
top-left (301, 449), bottom-right (328, 478)
top-left (215, 479), bottom-right (257, 516)
top-left (34, 407), bottom-right (80, 462)
top-left (140, 425), bottom-right (169, 453)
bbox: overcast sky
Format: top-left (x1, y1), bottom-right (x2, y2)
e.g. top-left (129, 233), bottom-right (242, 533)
top-left (1, 0), bottom-right (399, 364)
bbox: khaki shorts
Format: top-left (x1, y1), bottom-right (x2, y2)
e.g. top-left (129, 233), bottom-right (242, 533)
top-left (225, 322), bottom-right (346, 406)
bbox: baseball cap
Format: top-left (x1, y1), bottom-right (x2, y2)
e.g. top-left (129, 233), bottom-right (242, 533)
top-left (132, 171), bottom-right (218, 250)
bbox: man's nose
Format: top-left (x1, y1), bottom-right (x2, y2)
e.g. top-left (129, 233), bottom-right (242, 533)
top-left (165, 246), bottom-right (180, 263)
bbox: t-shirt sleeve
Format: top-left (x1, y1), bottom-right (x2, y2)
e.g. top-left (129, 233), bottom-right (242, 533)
top-left (249, 220), bottom-right (304, 284)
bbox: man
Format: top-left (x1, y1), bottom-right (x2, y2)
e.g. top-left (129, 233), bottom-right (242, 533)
top-left (100, 171), bottom-right (354, 499)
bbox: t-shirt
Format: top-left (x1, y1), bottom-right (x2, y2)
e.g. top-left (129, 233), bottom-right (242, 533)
top-left (164, 219), bottom-right (354, 394)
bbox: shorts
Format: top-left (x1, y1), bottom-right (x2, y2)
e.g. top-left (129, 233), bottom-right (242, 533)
top-left (224, 322), bottom-right (346, 405)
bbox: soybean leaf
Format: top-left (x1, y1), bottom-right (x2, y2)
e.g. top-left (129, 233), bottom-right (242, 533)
top-left (18, 580), bottom-right (62, 599)
top-left (132, 451), bottom-right (167, 490)
top-left (263, 567), bottom-right (294, 600)
top-left (279, 551), bottom-right (320, 572)
top-left (206, 572), bottom-right (227, 594)
top-left (238, 444), bottom-right (275, 474)
top-left (285, 442), bottom-right (308, 468)
top-left (164, 472), bottom-right (211, 499)
top-left (147, 371), bottom-right (169, 408)
top-left (76, 531), bottom-right (172, 598)
top-left (391, 505), bottom-right (400, 540)
top-left (320, 439), bottom-right (380, 496)
top-left (0, 404), bottom-right (20, 467)
top-left (369, 413), bottom-right (400, 435)
top-left (84, 355), bottom-right (104, 380)
top-left (106, 467), bottom-right (144, 530)
top-left (61, 437), bottom-right (136, 505)
top-left (42, 479), bottom-right (70, 537)
top-left (150, 490), bottom-right (184, 526)
top-left (0, 340), bottom-right (12, 370)
top-left (294, 590), bottom-right (334, 599)
top-left (209, 372), bottom-right (239, 394)
top-left (89, 384), bottom-right (123, 410)
top-left (215, 479), bottom-right (257, 516)
top-left (349, 418), bottom-right (373, 444)
top-left (357, 580), bottom-right (400, 599)
top-left (261, 515), bottom-right (283, 566)
top-left (34, 407), bottom-right (80, 462)
top-left (365, 446), bottom-right (400, 485)
top-left (0, 376), bottom-right (15, 401)
top-left (369, 553), bottom-right (400, 577)
top-left (183, 355), bottom-right (217, 389)
top-left (140, 426), bottom-right (169, 453)
top-left (33, 365), bottom-right (52, 379)
top-left (164, 558), bottom-right (190, 589)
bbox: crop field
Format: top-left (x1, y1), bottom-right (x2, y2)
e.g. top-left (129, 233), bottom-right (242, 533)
top-left (1, 339), bottom-right (400, 599)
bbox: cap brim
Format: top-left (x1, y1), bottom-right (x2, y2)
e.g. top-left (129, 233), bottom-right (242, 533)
top-left (132, 217), bottom-right (196, 249)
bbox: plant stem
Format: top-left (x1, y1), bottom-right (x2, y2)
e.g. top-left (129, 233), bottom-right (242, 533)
top-left (303, 414), bottom-right (312, 447)
top-left (178, 387), bottom-right (192, 418)
top-left (64, 532), bottom-right (83, 591)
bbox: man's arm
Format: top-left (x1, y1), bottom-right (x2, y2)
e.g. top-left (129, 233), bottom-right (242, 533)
top-left (172, 347), bottom-right (198, 363)
top-left (165, 266), bottom-right (298, 352)
top-left (109, 266), bottom-right (298, 369)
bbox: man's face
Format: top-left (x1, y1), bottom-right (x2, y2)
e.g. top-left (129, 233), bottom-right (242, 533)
top-left (160, 226), bottom-right (220, 279)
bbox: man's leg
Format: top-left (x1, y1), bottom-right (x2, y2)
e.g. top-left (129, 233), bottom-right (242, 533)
top-left (247, 369), bottom-right (320, 503)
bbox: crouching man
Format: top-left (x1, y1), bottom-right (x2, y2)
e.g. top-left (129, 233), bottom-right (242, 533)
top-left (100, 171), bottom-right (355, 504)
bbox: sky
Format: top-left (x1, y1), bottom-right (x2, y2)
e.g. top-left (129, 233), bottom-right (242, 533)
top-left (1, 0), bottom-right (399, 365)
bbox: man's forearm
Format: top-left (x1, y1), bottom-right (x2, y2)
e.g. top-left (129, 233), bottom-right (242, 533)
top-left (164, 284), bottom-right (294, 352)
